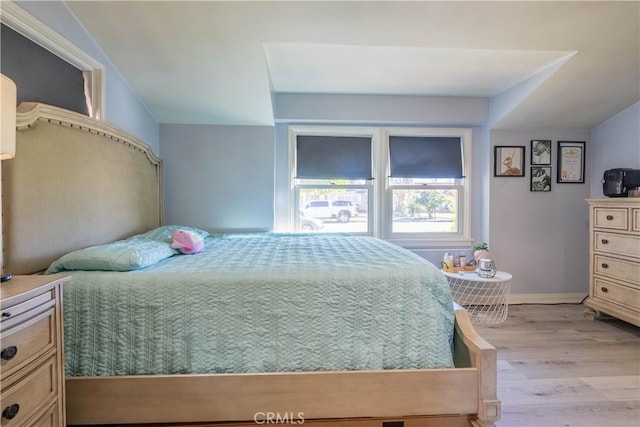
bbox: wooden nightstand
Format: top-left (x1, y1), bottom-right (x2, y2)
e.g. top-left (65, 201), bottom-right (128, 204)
top-left (0, 274), bottom-right (69, 427)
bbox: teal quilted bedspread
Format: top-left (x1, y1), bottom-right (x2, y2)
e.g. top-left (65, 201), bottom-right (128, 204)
top-left (62, 233), bottom-right (454, 376)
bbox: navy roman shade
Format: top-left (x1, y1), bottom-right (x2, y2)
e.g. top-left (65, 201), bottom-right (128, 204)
top-left (296, 135), bottom-right (372, 180)
top-left (1, 24), bottom-right (88, 115)
top-left (389, 136), bottom-right (464, 178)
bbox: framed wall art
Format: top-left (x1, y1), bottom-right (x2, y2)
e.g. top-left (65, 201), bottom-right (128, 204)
top-left (557, 141), bottom-right (585, 183)
top-left (494, 146), bottom-right (525, 177)
top-left (531, 140), bottom-right (551, 165)
top-left (531, 166), bottom-right (552, 192)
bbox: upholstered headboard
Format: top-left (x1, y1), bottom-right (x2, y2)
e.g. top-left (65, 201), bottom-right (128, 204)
top-left (2, 103), bottom-right (162, 275)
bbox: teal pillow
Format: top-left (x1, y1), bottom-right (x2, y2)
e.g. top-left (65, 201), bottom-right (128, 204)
top-left (44, 240), bottom-right (176, 274)
top-left (132, 225), bottom-right (209, 244)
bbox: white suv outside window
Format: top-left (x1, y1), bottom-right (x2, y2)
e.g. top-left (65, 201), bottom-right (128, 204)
top-left (303, 200), bottom-right (359, 223)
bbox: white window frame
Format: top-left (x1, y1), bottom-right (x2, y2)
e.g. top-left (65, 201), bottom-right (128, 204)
top-left (1, 2), bottom-right (105, 120)
top-left (288, 125), bottom-right (472, 248)
top-left (381, 127), bottom-right (473, 248)
top-left (289, 125), bottom-right (380, 235)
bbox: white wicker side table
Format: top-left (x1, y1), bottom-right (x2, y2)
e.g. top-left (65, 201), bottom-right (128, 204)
top-left (443, 270), bottom-right (512, 326)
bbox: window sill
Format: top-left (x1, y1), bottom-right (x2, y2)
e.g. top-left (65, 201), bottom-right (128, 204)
top-left (386, 236), bottom-right (474, 249)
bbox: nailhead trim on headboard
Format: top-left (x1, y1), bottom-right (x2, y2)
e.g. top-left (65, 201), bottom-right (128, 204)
top-left (17, 103), bottom-right (161, 167)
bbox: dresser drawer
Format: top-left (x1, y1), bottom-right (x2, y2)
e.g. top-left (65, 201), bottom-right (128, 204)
top-left (594, 232), bottom-right (640, 259)
top-left (594, 278), bottom-right (640, 311)
top-left (594, 207), bottom-right (629, 230)
top-left (0, 355), bottom-right (57, 427)
top-left (633, 209), bottom-right (640, 232)
top-left (0, 308), bottom-right (56, 379)
top-left (594, 255), bottom-right (640, 285)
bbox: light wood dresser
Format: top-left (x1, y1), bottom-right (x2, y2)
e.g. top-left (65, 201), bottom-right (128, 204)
top-left (585, 199), bottom-right (640, 326)
top-left (0, 275), bottom-right (69, 427)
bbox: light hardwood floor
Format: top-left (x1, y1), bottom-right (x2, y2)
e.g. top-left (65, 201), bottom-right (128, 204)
top-left (476, 304), bottom-right (640, 427)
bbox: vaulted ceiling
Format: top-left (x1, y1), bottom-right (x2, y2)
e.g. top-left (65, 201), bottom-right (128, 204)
top-left (65, 1), bottom-right (639, 129)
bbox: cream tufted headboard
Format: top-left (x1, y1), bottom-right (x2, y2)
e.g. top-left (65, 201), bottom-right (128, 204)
top-left (2, 103), bottom-right (162, 275)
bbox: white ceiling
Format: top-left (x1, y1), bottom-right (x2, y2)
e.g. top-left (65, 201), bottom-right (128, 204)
top-left (264, 43), bottom-right (575, 96)
top-left (65, 1), bottom-right (639, 129)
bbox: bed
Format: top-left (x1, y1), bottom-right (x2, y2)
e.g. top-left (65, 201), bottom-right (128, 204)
top-left (2, 103), bottom-right (500, 427)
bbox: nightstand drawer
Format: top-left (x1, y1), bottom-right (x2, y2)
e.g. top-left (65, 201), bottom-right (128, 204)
top-left (633, 209), bottom-right (640, 232)
top-left (1, 291), bottom-right (53, 324)
top-left (594, 232), bottom-right (640, 259)
top-left (0, 308), bottom-right (56, 379)
top-left (29, 402), bottom-right (58, 427)
top-left (0, 355), bottom-right (57, 427)
top-left (594, 278), bottom-right (640, 310)
top-left (594, 254), bottom-right (640, 285)
top-left (594, 208), bottom-right (629, 230)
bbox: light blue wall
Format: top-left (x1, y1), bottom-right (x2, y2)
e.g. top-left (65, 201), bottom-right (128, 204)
top-left (160, 124), bottom-right (274, 232)
top-left (274, 93), bottom-right (492, 266)
top-left (14, 0), bottom-right (159, 152)
top-left (489, 129), bottom-right (591, 297)
top-left (160, 93), bottom-right (491, 246)
top-left (589, 102), bottom-right (640, 197)
top-left (275, 93), bottom-right (489, 125)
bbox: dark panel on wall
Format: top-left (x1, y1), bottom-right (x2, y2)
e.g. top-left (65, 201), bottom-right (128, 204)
top-left (1, 24), bottom-right (88, 115)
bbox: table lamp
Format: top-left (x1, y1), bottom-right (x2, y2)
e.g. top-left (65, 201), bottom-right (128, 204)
top-left (1, 74), bottom-right (16, 160)
top-left (1, 73), bottom-right (16, 282)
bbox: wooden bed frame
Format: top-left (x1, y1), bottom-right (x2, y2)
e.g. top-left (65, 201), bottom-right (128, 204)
top-left (2, 103), bottom-right (500, 427)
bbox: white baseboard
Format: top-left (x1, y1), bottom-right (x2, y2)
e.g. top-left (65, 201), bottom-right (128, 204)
top-left (508, 293), bottom-right (587, 305)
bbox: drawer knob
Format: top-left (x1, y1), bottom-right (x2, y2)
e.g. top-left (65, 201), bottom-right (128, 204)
top-left (601, 286), bottom-right (609, 293)
top-left (601, 263), bottom-right (609, 269)
top-left (2, 404), bottom-right (19, 420)
top-left (606, 215), bottom-right (614, 220)
top-left (601, 239), bottom-right (609, 244)
top-left (1, 346), bottom-right (18, 361)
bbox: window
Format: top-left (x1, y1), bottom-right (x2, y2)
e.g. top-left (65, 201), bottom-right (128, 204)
top-left (1, 24), bottom-right (89, 115)
top-left (383, 128), bottom-right (471, 247)
top-left (1, 4), bottom-right (104, 119)
top-left (290, 127), bottom-right (377, 234)
top-left (289, 126), bottom-right (472, 247)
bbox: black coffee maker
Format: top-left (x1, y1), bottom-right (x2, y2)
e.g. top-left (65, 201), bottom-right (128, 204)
top-left (602, 168), bottom-right (640, 197)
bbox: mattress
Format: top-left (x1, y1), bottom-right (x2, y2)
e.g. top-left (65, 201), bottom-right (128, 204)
top-left (60, 233), bottom-right (455, 376)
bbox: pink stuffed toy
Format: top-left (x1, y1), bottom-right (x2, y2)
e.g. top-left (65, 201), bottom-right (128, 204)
top-left (170, 229), bottom-right (204, 254)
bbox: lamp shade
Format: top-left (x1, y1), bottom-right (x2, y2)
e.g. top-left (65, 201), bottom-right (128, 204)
top-left (1, 74), bottom-right (17, 160)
